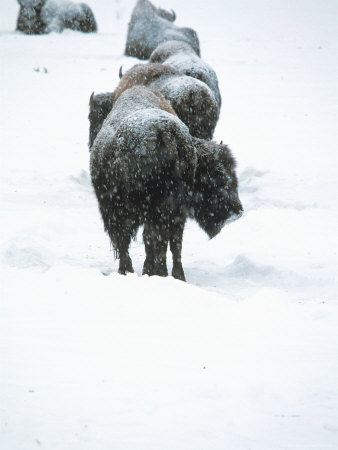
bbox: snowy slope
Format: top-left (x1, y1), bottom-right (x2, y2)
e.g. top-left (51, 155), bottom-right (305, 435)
top-left (1, 1), bottom-right (338, 449)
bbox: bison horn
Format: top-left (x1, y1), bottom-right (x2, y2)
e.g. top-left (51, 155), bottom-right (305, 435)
top-left (90, 91), bottom-right (94, 105)
top-left (119, 66), bottom-right (123, 79)
top-left (220, 140), bottom-right (223, 145)
top-left (171, 9), bottom-right (176, 21)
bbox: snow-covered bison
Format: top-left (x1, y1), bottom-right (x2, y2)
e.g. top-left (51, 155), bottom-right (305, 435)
top-left (150, 40), bottom-right (222, 110)
top-left (90, 86), bottom-right (196, 281)
top-left (16, 0), bottom-right (97, 34)
top-left (125, 0), bottom-right (200, 60)
top-left (90, 63), bottom-right (219, 141)
top-left (89, 90), bottom-right (243, 279)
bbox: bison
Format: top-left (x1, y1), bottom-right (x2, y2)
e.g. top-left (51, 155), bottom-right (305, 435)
top-left (89, 63), bottom-right (219, 142)
top-left (90, 85), bottom-right (196, 281)
top-left (16, 0), bottom-right (97, 34)
top-left (89, 89), bottom-right (243, 280)
top-left (125, 0), bottom-right (200, 60)
top-left (150, 40), bottom-right (222, 110)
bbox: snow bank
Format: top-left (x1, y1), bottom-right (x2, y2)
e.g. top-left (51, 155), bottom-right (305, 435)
top-left (1, 0), bottom-right (337, 449)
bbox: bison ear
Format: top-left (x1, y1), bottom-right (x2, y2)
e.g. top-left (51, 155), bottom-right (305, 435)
top-left (119, 66), bottom-right (123, 79)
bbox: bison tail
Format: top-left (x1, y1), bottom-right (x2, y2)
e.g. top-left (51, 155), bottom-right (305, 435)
top-left (153, 119), bottom-right (196, 193)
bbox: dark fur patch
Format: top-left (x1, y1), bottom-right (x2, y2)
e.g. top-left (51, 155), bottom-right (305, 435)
top-left (191, 138), bottom-right (243, 238)
top-left (88, 91), bottom-right (115, 149)
top-left (16, 0), bottom-right (46, 34)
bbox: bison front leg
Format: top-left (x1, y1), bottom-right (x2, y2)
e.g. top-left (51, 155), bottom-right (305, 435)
top-left (170, 221), bottom-right (186, 281)
top-left (143, 222), bottom-right (169, 277)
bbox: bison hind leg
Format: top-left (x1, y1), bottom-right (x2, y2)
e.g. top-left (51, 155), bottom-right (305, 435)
top-left (114, 232), bottom-right (134, 275)
top-left (99, 202), bottom-right (137, 275)
top-left (118, 253), bottom-right (134, 275)
top-left (170, 219), bottom-right (186, 281)
top-left (143, 221), bottom-right (169, 278)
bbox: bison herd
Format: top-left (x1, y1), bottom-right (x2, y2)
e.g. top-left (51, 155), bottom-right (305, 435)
top-left (16, 0), bottom-right (243, 282)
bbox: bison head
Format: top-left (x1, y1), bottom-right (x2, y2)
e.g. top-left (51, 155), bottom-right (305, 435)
top-left (88, 91), bottom-right (115, 149)
top-left (191, 138), bottom-right (243, 238)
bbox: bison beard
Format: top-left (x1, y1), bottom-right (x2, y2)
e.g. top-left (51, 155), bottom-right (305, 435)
top-left (90, 86), bottom-right (196, 281)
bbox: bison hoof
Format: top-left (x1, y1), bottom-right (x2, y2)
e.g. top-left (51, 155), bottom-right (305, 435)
top-left (172, 265), bottom-right (186, 282)
top-left (143, 260), bottom-right (168, 278)
top-left (118, 268), bottom-right (134, 275)
top-left (118, 256), bottom-right (134, 275)
top-left (142, 258), bottom-right (154, 276)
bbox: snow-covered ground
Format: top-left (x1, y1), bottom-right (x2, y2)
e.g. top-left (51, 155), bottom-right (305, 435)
top-left (1, 0), bottom-right (337, 449)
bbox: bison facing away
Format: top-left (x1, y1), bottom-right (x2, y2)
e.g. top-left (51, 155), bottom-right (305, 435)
top-left (150, 40), bottom-right (222, 110)
top-left (90, 86), bottom-right (196, 281)
top-left (16, 0), bottom-right (97, 35)
top-left (90, 63), bottom-right (219, 142)
top-left (125, 0), bottom-right (200, 60)
top-left (89, 87), bottom-right (243, 279)
top-left (191, 138), bottom-right (243, 239)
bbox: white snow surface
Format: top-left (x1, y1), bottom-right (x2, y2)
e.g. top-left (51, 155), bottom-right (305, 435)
top-left (1, 0), bottom-right (338, 449)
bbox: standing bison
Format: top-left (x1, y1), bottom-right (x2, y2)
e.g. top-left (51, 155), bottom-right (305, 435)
top-left (125, 0), bottom-right (200, 60)
top-left (89, 90), bottom-right (243, 280)
top-left (90, 86), bottom-right (196, 281)
top-left (16, 0), bottom-right (97, 34)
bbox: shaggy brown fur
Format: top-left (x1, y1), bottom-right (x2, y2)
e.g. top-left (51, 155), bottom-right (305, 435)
top-left (116, 63), bottom-right (219, 140)
top-left (90, 86), bottom-right (196, 281)
top-left (125, 0), bottom-right (200, 60)
top-left (150, 40), bottom-right (222, 109)
top-left (88, 75), bottom-right (178, 149)
top-left (16, 0), bottom-right (97, 34)
top-left (88, 64), bottom-right (219, 143)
